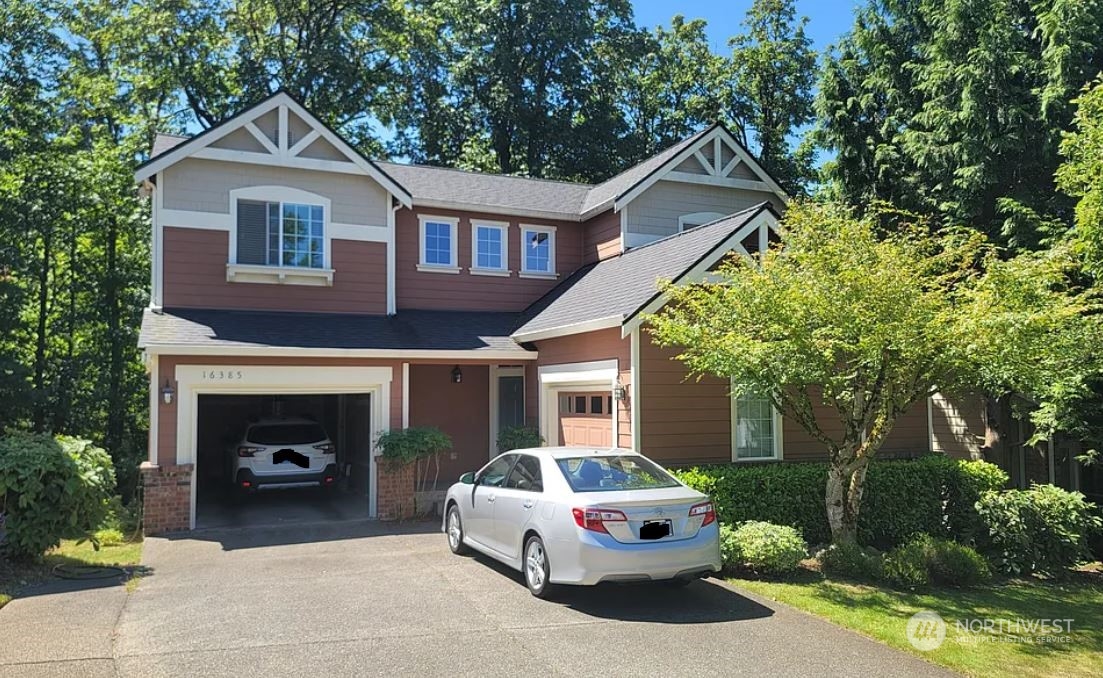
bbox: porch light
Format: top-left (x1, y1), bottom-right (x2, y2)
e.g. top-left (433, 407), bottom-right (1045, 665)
top-left (451, 366), bottom-right (463, 384)
top-left (613, 379), bottom-right (627, 402)
top-left (161, 379), bottom-right (175, 405)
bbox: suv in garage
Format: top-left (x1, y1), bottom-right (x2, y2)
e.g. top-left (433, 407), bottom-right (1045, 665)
top-left (231, 418), bottom-right (338, 490)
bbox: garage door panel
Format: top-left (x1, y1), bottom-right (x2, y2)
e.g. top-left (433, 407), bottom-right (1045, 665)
top-left (558, 391), bottom-right (613, 447)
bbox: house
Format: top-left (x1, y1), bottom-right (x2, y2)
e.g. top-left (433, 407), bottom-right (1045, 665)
top-left (135, 91), bottom-right (958, 533)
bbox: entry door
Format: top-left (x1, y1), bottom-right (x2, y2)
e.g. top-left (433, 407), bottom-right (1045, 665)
top-left (492, 367), bottom-right (525, 456)
top-left (558, 391), bottom-right (614, 447)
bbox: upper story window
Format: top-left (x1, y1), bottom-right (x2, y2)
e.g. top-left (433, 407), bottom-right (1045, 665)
top-left (228, 186), bottom-right (333, 286)
top-left (731, 387), bottom-right (781, 461)
top-left (418, 215), bottom-right (460, 273)
top-left (471, 221), bottom-right (509, 275)
top-left (521, 225), bottom-right (556, 277)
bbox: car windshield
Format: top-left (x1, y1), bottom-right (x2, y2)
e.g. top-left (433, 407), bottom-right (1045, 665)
top-left (247, 423), bottom-right (327, 445)
top-left (556, 455), bottom-right (680, 493)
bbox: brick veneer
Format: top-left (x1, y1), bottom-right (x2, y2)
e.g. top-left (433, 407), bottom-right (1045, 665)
top-left (376, 461), bottom-right (416, 520)
top-left (141, 462), bottom-right (193, 534)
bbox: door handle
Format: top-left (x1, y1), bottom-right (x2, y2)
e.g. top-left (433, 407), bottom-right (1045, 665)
top-left (486, 494), bottom-right (496, 503)
top-left (522, 500), bottom-right (535, 509)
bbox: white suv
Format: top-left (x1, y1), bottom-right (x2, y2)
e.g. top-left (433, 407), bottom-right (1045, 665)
top-left (230, 417), bottom-right (337, 490)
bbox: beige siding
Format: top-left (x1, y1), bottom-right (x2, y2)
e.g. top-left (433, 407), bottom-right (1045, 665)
top-left (624, 179), bottom-right (779, 239)
top-left (931, 392), bottom-right (985, 459)
top-left (161, 157), bottom-right (389, 226)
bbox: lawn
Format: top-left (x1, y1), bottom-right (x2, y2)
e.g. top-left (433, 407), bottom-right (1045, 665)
top-left (0, 539), bottom-right (143, 610)
top-left (732, 569), bottom-right (1103, 678)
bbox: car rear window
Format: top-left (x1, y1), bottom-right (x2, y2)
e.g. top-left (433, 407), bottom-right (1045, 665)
top-left (556, 455), bottom-right (680, 492)
top-left (247, 423), bottom-right (327, 445)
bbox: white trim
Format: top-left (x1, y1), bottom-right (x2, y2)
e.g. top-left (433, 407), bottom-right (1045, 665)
top-left (538, 360), bottom-right (619, 447)
top-left (159, 208), bottom-right (233, 231)
top-left (470, 220), bottom-right (510, 274)
top-left (713, 137), bottom-right (723, 174)
top-left (288, 129), bottom-right (321, 157)
top-left (401, 362), bottom-right (410, 428)
top-left (520, 224), bottom-right (557, 276)
top-left (228, 186), bottom-right (332, 266)
top-left (693, 150), bottom-right (713, 174)
top-left (192, 147), bottom-right (366, 175)
top-left (143, 344), bottom-right (537, 360)
top-left (418, 214), bottom-right (460, 270)
top-left (518, 272), bottom-right (559, 280)
top-left (721, 155), bottom-right (742, 177)
top-left (153, 173), bottom-right (164, 308)
top-left (411, 198), bottom-right (581, 223)
top-left (225, 263), bottom-right (334, 286)
top-left (244, 121), bottom-right (279, 155)
top-left (619, 209), bottom-right (628, 255)
top-left (511, 315), bottom-right (622, 343)
top-left (630, 327), bottom-right (641, 452)
top-left (678, 212), bottom-right (728, 232)
top-left (173, 364), bottom-right (392, 526)
top-left (278, 105), bottom-right (289, 155)
top-left (666, 170), bottom-right (775, 193)
top-left (148, 355), bottom-right (159, 466)
top-left (329, 222), bottom-right (389, 243)
top-left (470, 269), bottom-right (511, 278)
top-left (387, 203), bottom-right (398, 315)
top-left (730, 384), bottom-right (784, 462)
top-left (489, 365), bottom-right (526, 458)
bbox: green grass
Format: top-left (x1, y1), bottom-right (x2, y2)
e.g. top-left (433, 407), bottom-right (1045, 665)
top-left (731, 568), bottom-right (1103, 678)
top-left (0, 539), bottom-right (143, 609)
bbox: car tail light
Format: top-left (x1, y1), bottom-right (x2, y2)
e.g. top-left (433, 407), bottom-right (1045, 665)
top-left (240, 480), bottom-right (252, 488)
top-left (237, 446), bottom-right (262, 457)
top-left (323, 476), bottom-right (335, 485)
top-left (689, 501), bottom-right (716, 526)
top-left (313, 442), bottom-right (335, 453)
top-left (572, 507), bottom-right (627, 533)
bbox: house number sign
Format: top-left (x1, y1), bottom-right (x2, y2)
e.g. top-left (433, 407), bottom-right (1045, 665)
top-left (200, 369), bottom-right (245, 380)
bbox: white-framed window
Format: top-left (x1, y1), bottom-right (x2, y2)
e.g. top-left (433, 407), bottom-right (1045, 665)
top-left (471, 221), bottom-right (510, 275)
top-left (418, 215), bottom-right (460, 272)
top-left (521, 224), bottom-right (556, 277)
top-left (228, 186), bottom-right (334, 286)
top-left (731, 386), bottom-right (782, 461)
top-left (679, 211), bottom-right (728, 231)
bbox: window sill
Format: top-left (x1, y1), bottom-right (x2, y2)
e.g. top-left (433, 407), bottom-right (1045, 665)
top-left (731, 456), bottom-right (780, 463)
top-left (225, 263), bottom-right (334, 287)
top-left (470, 268), bottom-right (512, 278)
top-left (519, 271), bottom-right (558, 280)
top-left (416, 264), bottom-right (462, 274)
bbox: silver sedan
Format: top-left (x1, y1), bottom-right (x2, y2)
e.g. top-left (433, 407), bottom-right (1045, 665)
top-left (442, 447), bottom-right (721, 598)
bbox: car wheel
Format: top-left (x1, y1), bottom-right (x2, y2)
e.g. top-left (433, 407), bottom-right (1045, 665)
top-left (446, 505), bottom-right (469, 555)
top-left (523, 535), bottom-right (553, 598)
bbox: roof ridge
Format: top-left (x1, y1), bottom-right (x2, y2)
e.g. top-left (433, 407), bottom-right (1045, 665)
top-left (587, 125), bottom-right (715, 192)
top-left (613, 202), bottom-right (770, 256)
top-left (375, 160), bottom-right (596, 189)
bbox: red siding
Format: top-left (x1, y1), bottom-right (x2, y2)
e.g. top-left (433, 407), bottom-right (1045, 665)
top-left (408, 364), bottom-right (490, 484)
top-left (583, 209), bottom-right (621, 264)
top-left (162, 227), bottom-right (387, 313)
top-left (394, 207), bottom-right (583, 311)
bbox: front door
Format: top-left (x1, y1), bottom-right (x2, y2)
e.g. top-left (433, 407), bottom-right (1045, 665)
top-left (492, 367), bottom-right (526, 456)
top-left (558, 391), bottom-right (613, 447)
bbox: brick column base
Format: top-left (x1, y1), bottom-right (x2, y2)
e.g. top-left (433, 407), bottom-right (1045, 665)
top-left (376, 461), bottom-right (416, 520)
top-left (141, 462), bottom-right (193, 534)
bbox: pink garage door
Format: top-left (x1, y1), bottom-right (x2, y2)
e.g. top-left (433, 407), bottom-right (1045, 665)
top-left (558, 392), bottom-right (614, 447)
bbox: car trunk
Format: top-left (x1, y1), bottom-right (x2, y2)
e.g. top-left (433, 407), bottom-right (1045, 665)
top-left (577, 487), bottom-right (707, 544)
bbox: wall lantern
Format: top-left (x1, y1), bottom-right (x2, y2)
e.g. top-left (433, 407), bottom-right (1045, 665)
top-left (613, 379), bottom-right (627, 402)
top-left (161, 379), bottom-right (175, 405)
top-left (451, 366), bottom-right (463, 384)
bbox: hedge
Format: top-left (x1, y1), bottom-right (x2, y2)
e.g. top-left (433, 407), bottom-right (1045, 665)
top-left (673, 455), bottom-right (1007, 548)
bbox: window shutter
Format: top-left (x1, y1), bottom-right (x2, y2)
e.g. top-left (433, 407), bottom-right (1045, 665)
top-left (236, 200), bottom-right (269, 265)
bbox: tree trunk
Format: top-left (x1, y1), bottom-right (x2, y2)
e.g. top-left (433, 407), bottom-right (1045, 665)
top-left (826, 456), bottom-right (869, 544)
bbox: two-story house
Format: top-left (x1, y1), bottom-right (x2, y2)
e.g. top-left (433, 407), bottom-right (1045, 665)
top-left (135, 91), bottom-right (946, 533)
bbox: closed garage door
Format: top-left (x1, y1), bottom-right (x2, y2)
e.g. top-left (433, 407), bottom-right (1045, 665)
top-left (558, 391), bottom-right (613, 447)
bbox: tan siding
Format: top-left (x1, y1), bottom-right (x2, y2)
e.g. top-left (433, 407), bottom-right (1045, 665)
top-left (162, 227), bottom-right (387, 313)
top-left (395, 207), bottom-right (583, 312)
top-left (625, 179), bottom-right (780, 239)
top-left (210, 127), bottom-right (268, 153)
top-left (931, 392), bottom-right (985, 459)
top-left (161, 157), bottom-right (388, 225)
top-left (409, 364), bottom-right (490, 484)
top-left (582, 209), bottom-right (621, 264)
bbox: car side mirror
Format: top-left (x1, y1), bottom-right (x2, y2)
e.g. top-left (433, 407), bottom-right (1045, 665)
top-left (459, 471), bottom-right (475, 485)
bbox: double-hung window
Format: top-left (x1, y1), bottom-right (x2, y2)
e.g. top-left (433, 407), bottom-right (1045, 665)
top-left (732, 387), bottom-right (781, 461)
top-left (237, 199), bottom-right (325, 269)
top-left (418, 215), bottom-right (459, 272)
top-left (521, 225), bottom-right (556, 277)
top-left (471, 221), bottom-right (509, 275)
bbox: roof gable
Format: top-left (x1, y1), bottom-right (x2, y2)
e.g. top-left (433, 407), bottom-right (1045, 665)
top-left (134, 91), bottom-right (411, 206)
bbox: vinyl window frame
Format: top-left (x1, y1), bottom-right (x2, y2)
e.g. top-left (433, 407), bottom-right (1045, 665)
top-left (520, 224), bottom-right (557, 278)
top-left (417, 214), bottom-right (460, 273)
top-left (470, 220), bottom-right (511, 276)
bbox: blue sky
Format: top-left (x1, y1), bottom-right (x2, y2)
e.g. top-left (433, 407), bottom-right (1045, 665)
top-left (631, 0), bottom-right (859, 54)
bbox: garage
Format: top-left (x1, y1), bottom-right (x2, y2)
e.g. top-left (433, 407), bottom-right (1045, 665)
top-left (557, 391), bottom-right (614, 447)
top-left (194, 393), bottom-right (374, 529)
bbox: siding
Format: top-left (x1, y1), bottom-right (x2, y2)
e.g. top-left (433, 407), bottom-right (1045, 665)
top-left (930, 392), bottom-right (985, 460)
top-left (582, 209), bottom-right (621, 264)
top-left (395, 207), bottom-right (583, 312)
top-left (534, 328), bottom-right (631, 449)
top-left (162, 226), bottom-right (387, 314)
top-left (162, 157), bottom-right (389, 226)
top-left (625, 179), bottom-right (780, 240)
top-left (409, 364), bottom-right (490, 484)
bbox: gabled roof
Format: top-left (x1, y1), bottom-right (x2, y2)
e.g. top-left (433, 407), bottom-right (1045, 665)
top-left (139, 307), bottom-right (534, 358)
top-left (513, 202), bottom-right (778, 341)
top-left (134, 90), bottom-right (412, 206)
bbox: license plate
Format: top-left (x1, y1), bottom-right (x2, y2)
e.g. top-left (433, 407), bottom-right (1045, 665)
top-left (640, 519), bottom-right (672, 540)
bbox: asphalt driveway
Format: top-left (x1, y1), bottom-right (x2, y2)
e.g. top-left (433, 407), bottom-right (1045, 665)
top-left (0, 521), bottom-right (951, 677)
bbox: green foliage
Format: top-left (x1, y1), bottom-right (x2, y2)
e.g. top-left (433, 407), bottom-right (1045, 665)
top-left (93, 528), bottom-right (125, 547)
top-left (881, 539), bottom-right (931, 588)
top-left (1059, 77), bottom-right (1103, 276)
top-left (496, 426), bottom-right (544, 453)
top-left (882, 535), bottom-right (991, 589)
top-left (817, 542), bottom-right (883, 581)
top-left (975, 485), bottom-right (1102, 575)
top-left (673, 456), bottom-right (1006, 548)
top-left (375, 427), bottom-right (453, 468)
top-left (0, 432), bottom-right (115, 560)
top-left (719, 521), bottom-right (807, 575)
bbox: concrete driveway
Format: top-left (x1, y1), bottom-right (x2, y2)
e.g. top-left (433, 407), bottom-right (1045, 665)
top-left (0, 521), bottom-right (951, 677)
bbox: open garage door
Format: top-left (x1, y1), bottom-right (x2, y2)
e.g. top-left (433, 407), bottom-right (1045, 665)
top-left (558, 391), bottom-right (614, 447)
top-left (195, 393), bottom-right (373, 529)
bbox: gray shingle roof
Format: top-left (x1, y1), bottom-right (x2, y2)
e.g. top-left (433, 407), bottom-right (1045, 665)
top-left (513, 203), bottom-right (774, 337)
top-left (139, 307), bottom-right (533, 355)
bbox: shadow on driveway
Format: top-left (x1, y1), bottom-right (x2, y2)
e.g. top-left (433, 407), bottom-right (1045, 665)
top-left (469, 551), bottom-right (774, 624)
top-left (165, 518), bottom-right (440, 551)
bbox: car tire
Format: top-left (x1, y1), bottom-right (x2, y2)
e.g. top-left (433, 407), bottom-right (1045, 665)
top-left (523, 535), bottom-right (554, 599)
top-left (446, 505), bottom-right (470, 555)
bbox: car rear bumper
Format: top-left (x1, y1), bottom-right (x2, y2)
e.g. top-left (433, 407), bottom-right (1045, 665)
top-left (235, 464), bottom-right (338, 489)
top-left (549, 522), bottom-right (722, 586)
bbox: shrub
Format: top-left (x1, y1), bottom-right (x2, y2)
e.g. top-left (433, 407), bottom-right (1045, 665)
top-left (0, 433), bottom-right (115, 560)
top-left (497, 426), bottom-right (544, 452)
top-left (720, 521), bottom-right (807, 574)
top-left (673, 456), bottom-right (1005, 548)
top-left (881, 535), bottom-right (991, 588)
top-left (818, 541), bottom-right (884, 581)
top-left (93, 528), bottom-right (125, 547)
top-left (975, 485), bottom-right (1102, 575)
top-left (882, 538), bottom-right (932, 588)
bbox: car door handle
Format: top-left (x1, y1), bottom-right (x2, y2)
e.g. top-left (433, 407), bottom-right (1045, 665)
top-left (486, 494), bottom-right (496, 503)
top-left (522, 500), bottom-right (535, 509)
